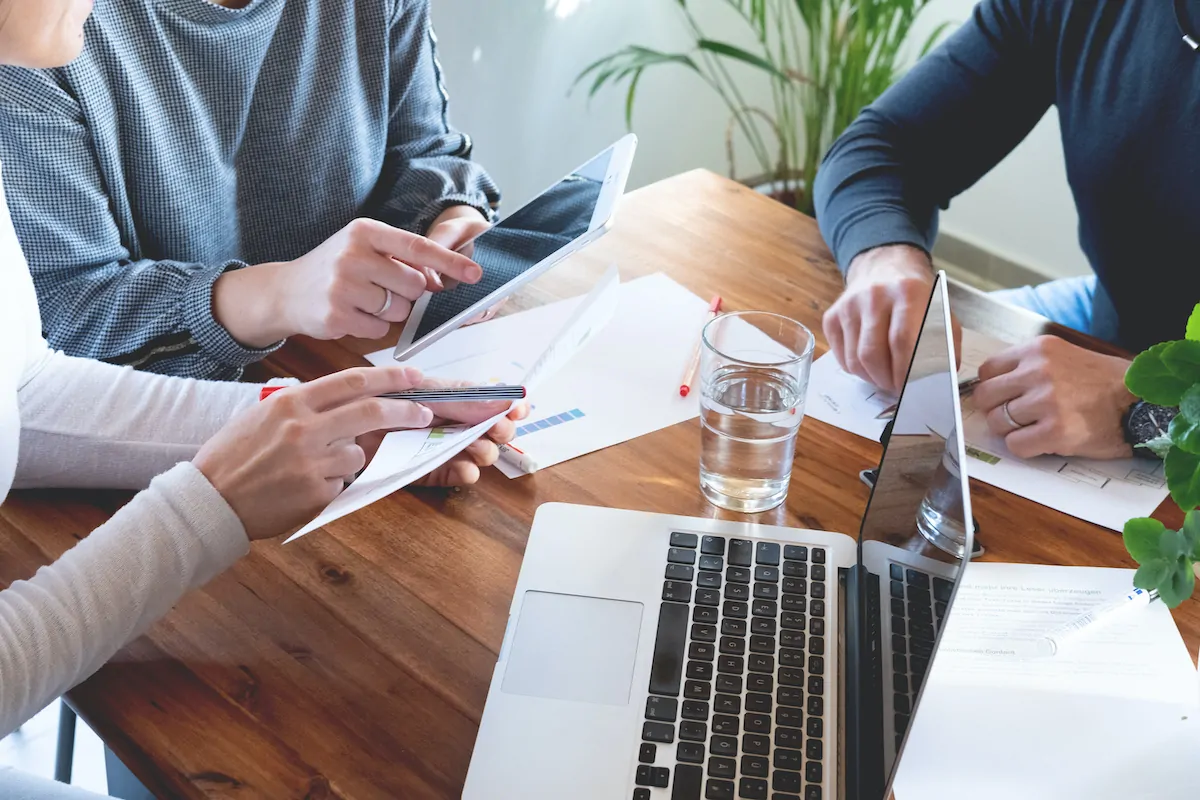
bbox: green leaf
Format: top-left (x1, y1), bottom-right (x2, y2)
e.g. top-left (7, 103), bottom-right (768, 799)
top-left (1183, 384), bottom-right (1200, 421)
top-left (1133, 558), bottom-right (1171, 591)
top-left (1124, 517), bottom-right (1168, 564)
top-left (623, 68), bottom-right (642, 130)
top-left (1125, 343), bottom-right (1191, 406)
top-left (696, 40), bottom-right (790, 82)
top-left (1158, 558), bottom-right (1197, 608)
top-left (1170, 412), bottom-right (1200, 455)
top-left (1187, 303), bottom-right (1200, 342)
top-left (1136, 433), bottom-right (1174, 460)
top-left (1166, 446), bottom-right (1200, 510)
top-left (1159, 528), bottom-right (1188, 559)
top-left (1162, 340), bottom-right (1200, 385)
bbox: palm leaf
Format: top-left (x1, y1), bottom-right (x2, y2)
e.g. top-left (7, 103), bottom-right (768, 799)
top-left (697, 39), bottom-right (790, 82)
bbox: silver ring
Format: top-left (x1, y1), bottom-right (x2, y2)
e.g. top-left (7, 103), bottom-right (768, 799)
top-left (1002, 400), bottom-right (1027, 431)
top-left (373, 288), bottom-right (393, 318)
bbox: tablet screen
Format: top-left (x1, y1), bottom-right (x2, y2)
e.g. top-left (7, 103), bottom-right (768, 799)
top-left (411, 149), bottom-right (611, 342)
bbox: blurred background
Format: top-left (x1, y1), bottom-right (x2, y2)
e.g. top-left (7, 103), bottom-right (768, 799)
top-left (432, 0), bottom-right (1089, 289)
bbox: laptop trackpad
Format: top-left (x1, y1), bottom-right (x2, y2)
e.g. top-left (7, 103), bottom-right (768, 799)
top-left (502, 591), bottom-right (644, 706)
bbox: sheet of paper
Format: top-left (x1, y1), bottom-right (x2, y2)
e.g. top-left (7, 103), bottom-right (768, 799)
top-left (805, 329), bottom-right (1169, 530)
top-left (285, 265), bottom-right (620, 542)
top-left (933, 562), bottom-right (1197, 703)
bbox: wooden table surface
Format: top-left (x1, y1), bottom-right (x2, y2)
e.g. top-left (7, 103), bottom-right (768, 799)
top-left (2, 170), bottom-right (1196, 798)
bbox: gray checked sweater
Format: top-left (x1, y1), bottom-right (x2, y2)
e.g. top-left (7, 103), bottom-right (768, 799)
top-left (0, 0), bottom-right (500, 380)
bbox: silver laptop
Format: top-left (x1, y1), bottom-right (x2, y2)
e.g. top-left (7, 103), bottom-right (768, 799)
top-left (464, 275), bottom-right (973, 800)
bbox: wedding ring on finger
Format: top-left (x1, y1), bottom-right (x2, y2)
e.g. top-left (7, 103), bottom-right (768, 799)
top-left (1002, 399), bottom-right (1028, 431)
top-left (374, 287), bottom-right (393, 318)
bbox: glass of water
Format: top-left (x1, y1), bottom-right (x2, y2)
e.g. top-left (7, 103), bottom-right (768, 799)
top-left (916, 430), bottom-right (971, 558)
top-left (699, 312), bottom-right (815, 513)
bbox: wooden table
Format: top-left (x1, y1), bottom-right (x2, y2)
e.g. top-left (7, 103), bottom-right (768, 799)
top-left (2, 170), bottom-right (1196, 798)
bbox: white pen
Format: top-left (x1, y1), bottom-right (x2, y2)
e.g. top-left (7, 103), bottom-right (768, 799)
top-left (498, 443), bottom-right (539, 475)
top-left (1031, 587), bottom-right (1159, 657)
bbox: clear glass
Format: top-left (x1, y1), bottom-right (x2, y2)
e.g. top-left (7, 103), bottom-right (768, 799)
top-left (915, 429), bottom-right (970, 558)
top-left (699, 311), bottom-right (815, 513)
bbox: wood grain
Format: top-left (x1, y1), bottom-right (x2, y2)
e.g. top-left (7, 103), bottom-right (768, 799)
top-left (2, 170), bottom-right (1195, 798)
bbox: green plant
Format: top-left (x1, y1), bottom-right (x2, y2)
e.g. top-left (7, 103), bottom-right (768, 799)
top-left (1122, 303), bottom-right (1200, 608)
top-left (574, 0), bottom-right (950, 212)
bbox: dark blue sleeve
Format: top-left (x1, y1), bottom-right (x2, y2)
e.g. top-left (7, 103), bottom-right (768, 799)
top-left (813, 0), bottom-right (1057, 273)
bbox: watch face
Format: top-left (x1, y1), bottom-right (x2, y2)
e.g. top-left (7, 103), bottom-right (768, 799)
top-left (1129, 402), bottom-right (1176, 444)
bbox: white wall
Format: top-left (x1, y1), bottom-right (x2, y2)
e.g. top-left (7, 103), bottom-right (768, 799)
top-left (432, 0), bottom-right (1089, 280)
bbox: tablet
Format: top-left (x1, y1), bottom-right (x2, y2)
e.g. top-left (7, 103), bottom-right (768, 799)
top-left (393, 134), bottom-right (637, 361)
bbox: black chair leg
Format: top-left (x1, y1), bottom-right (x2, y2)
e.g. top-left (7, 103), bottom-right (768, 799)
top-left (54, 702), bottom-right (77, 784)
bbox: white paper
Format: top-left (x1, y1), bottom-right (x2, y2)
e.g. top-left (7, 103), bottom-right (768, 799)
top-left (805, 329), bottom-right (1169, 530)
top-left (285, 265), bottom-right (620, 542)
top-left (934, 562), bottom-right (1197, 703)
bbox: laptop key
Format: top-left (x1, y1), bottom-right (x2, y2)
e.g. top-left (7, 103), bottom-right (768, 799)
top-left (696, 589), bottom-right (721, 607)
top-left (640, 742), bottom-right (657, 763)
top-left (685, 681), bottom-right (712, 700)
top-left (805, 787), bottom-right (822, 800)
top-left (774, 748), bottom-right (803, 770)
top-left (695, 606), bottom-right (720, 624)
top-left (718, 655), bottom-right (744, 674)
top-left (744, 713), bottom-right (771, 735)
top-left (673, 763), bottom-right (704, 799)
top-left (753, 583), bottom-right (779, 600)
top-left (688, 661), bottom-right (714, 681)
top-left (749, 635), bottom-right (775, 655)
top-left (889, 563), bottom-right (903, 581)
top-left (738, 776), bottom-right (768, 799)
top-left (726, 583), bottom-right (750, 601)
top-left (690, 641), bottom-right (716, 661)
top-left (744, 693), bottom-right (772, 714)
top-left (896, 712), bottom-right (911, 736)
top-left (670, 548), bottom-right (698, 565)
top-left (782, 577), bottom-right (807, 595)
top-left (710, 734), bottom-right (739, 757)
top-left (755, 542), bottom-right (781, 566)
top-left (779, 647), bottom-right (805, 666)
top-left (890, 598), bottom-right (905, 616)
top-left (720, 636), bottom-right (746, 656)
top-left (809, 637), bottom-right (825, 655)
top-left (891, 616), bottom-right (906, 636)
top-left (724, 601), bottom-right (749, 619)
top-left (810, 599), bottom-right (825, 617)
top-left (643, 721), bottom-right (675, 743)
top-left (702, 536), bottom-right (726, 555)
top-left (746, 673), bottom-right (773, 694)
top-left (729, 539), bottom-right (754, 566)
top-left (692, 624), bottom-right (717, 643)
top-left (681, 721), bottom-right (708, 742)
top-left (806, 717), bottom-right (822, 738)
top-left (636, 764), bottom-right (655, 786)
top-left (783, 545), bottom-right (808, 561)
top-left (698, 571), bottom-right (722, 589)
top-left (810, 618), bottom-right (825, 636)
top-left (748, 653), bottom-right (774, 673)
top-left (783, 561), bottom-right (807, 578)
top-left (910, 654), bottom-right (930, 675)
top-left (752, 599), bottom-right (777, 617)
top-left (781, 612), bottom-right (805, 630)
top-left (891, 634), bottom-right (906, 655)
top-left (726, 567), bottom-right (751, 584)
top-left (721, 618), bottom-right (748, 637)
top-left (807, 675), bottom-right (824, 695)
top-left (910, 639), bottom-right (933, 658)
top-left (805, 761), bottom-right (822, 782)
top-left (805, 739), bottom-right (823, 759)
top-left (774, 728), bottom-right (802, 749)
top-left (780, 630), bottom-right (806, 650)
top-left (714, 694), bottom-right (741, 715)
top-left (807, 695), bottom-right (824, 716)
top-left (810, 564), bottom-right (826, 581)
top-left (712, 714), bottom-right (740, 735)
top-left (678, 742), bottom-right (706, 764)
top-left (705, 778), bottom-right (735, 799)
top-left (667, 563), bottom-right (695, 581)
top-left (664, 581), bottom-right (693, 603)
top-left (650, 603), bottom-right (689, 696)
top-left (889, 580), bottom-right (905, 600)
top-left (742, 733), bottom-right (770, 756)
top-left (935, 600), bottom-right (947, 617)
top-left (812, 548), bottom-right (826, 564)
top-left (754, 566), bottom-right (779, 582)
top-left (634, 789), bottom-right (651, 800)
top-left (716, 675), bottom-right (743, 695)
top-left (700, 555), bottom-right (724, 572)
top-left (652, 766), bottom-right (671, 788)
top-left (751, 617), bottom-right (776, 635)
top-left (808, 656), bottom-right (824, 675)
top-left (772, 770), bottom-right (802, 793)
top-left (811, 582), bottom-right (826, 600)
top-left (777, 705), bottom-right (803, 728)
top-left (646, 696), bottom-right (678, 722)
top-left (781, 594), bottom-right (806, 613)
top-left (741, 754), bottom-right (769, 777)
top-left (778, 667), bottom-right (804, 687)
top-left (906, 568), bottom-right (930, 588)
top-left (911, 622), bottom-right (935, 643)
top-left (672, 532), bottom-right (700, 548)
top-left (776, 687), bottom-right (803, 707)
top-left (683, 700), bottom-right (710, 721)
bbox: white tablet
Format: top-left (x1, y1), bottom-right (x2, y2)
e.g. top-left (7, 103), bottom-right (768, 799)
top-left (393, 134), bottom-right (638, 362)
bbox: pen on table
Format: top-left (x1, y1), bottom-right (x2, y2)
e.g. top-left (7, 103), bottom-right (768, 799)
top-left (679, 295), bottom-right (724, 398)
top-left (497, 442), bottom-right (539, 474)
top-left (874, 377), bottom-right (981, 420)
top-left (259, 385), bottom-right (527, 403)
top-left (1028, 587), bottom-right (1160, 658)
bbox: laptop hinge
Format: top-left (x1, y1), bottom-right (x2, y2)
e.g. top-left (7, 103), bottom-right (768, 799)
top-left (843, 564), bottom-right (885, 800)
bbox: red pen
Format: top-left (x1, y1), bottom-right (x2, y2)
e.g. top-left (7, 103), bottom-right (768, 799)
top-left (679, 295), bottom-right (723, 397)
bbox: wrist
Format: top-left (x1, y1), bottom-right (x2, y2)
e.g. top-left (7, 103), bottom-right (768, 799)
top-left (430, 203), bottom-right (488, 229)
top-left (212, 263), bottom-right (292, 348)
top-left (846, 244), bottom-right (933, 286)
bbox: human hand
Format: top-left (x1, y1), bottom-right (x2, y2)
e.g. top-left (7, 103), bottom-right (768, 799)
top-left (425, 205), bottom-right (507, 324)
top-left (972, 335), bottom-right (1136, 459)
top-left (823, 244), bottom-right (962, 394)
top-left (213, 218), bottom-right (484, 347)
top-left (193, 366), bottom-right (434, 540)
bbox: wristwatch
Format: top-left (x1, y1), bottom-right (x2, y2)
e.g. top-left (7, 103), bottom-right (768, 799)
top-left (1122, 400), bottom-right (1177, 459)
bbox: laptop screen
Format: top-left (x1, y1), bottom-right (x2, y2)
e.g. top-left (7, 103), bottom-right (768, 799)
top-left (849, 275), bottom-right (974, 799)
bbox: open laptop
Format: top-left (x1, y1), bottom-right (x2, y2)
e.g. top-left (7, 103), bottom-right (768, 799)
top-left (464, 275), bottom-right (973, 800)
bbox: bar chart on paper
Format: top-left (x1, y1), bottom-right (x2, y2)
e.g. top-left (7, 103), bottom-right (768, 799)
top-left (515, 409), bottom-right (587, 438)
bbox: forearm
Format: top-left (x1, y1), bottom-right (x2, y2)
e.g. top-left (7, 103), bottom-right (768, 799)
top-left (15, 348), bottom-right (266, 490)
top-left (0, 463), bottom-right (248, 737)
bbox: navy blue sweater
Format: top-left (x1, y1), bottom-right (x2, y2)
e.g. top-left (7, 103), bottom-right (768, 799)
top-left (813, 0), bottom-right (1200, 353)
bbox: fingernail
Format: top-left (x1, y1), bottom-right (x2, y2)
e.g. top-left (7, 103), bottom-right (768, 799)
top-left (403, 366), bottom-right (423, 384)
top-left (468, 265), bottom-right (482, 282)
top-left (421, 406), bottom-right (435, 426)
top-left (428, 269), bottom-right (444, 290)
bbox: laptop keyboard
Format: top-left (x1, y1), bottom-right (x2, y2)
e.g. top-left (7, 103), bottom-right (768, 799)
top-left (634, 533), bottom-right (827, 800)
top-left (886, 562), bottom-right (952, 752)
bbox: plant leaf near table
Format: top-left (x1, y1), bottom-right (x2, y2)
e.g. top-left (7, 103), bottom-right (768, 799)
top-left (1123, 303), bottom-right (1200, 608)
top-left (574, 0), bottom-right (950, 213)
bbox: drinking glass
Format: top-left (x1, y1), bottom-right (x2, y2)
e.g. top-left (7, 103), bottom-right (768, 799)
top-left (915, 429), bottom-right (971, 558)
top-left (699, 312), bottom-right (814, 513)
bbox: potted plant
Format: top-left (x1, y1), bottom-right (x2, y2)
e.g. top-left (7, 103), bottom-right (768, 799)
top-left (1122, 304), bottom-right (1200, 608)
top-left (574, 0), bottom-right (950, 213)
